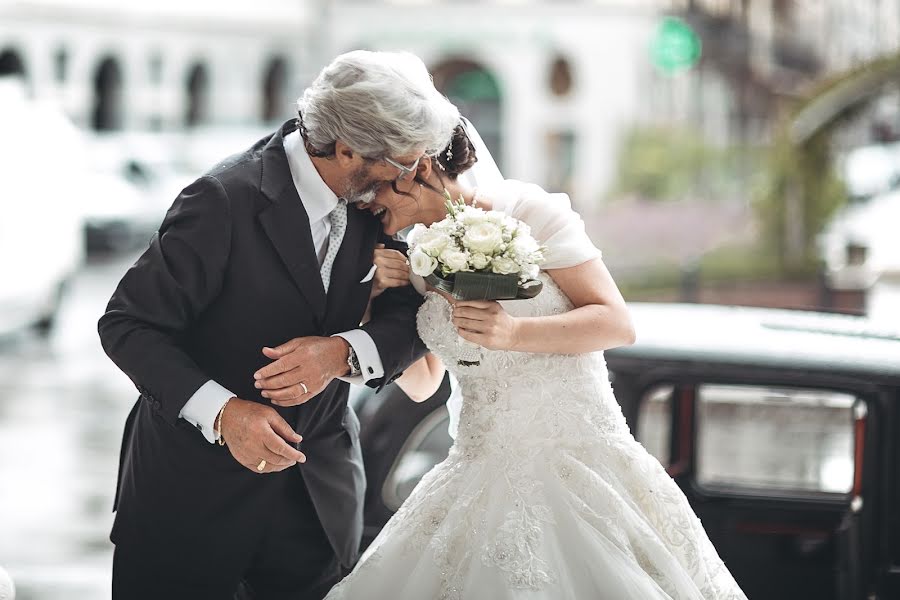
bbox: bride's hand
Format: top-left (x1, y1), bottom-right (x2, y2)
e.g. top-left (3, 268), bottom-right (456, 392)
top-left (370, 244), bottom-right (410, 299)
top-left (452, 300), bottom-right (520, 351)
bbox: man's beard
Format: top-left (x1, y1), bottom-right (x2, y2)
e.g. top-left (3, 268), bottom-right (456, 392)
top-left (343, 165), bottom-right (382, 204)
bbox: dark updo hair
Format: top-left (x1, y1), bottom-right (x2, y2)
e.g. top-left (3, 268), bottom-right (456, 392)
top-left (392, 122), bottom-right (478, 199)
top-left (432, 123), bottom-right (478, 179)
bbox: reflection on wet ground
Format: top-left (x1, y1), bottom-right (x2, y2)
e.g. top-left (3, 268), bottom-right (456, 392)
top-left (0, 253), bottom-right (138, 600)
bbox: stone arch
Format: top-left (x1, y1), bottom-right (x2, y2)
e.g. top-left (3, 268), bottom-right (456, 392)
top-left (92, 56), bottom-right (124, 131)
top-left (261, 56), bottom-right (289, 122)
top-left (431, 57), bottom-right (503, 170)
top-left (790, 53), bottom-right (900, 144)
top-left (185, 62), bottom-right (210, 127)
top-left (759, 51), bottom-right (900, 269)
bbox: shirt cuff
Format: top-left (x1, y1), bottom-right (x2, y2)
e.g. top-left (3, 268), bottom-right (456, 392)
top-left (178, 380), bottom-right (235, 444)
top-left (333, 329), bottom-right (384, 385)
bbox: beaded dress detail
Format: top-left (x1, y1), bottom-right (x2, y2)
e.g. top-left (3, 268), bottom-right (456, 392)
top-left (326, 181), bottom-right (747, 600)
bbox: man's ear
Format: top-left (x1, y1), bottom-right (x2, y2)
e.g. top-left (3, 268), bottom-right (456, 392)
top-left (418, 156), bottom-right (433, 181)
top-left (334, 140), bottom-right (357, 169)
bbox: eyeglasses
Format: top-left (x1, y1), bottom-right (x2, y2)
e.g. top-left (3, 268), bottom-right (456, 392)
top-left (383, 155), bottom-right (421, 181)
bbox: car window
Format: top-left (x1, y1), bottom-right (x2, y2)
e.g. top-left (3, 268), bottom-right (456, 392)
top-left (636, 384), bottom-right (673, 466)
top-left (696, 384), bottom-right (858, 494)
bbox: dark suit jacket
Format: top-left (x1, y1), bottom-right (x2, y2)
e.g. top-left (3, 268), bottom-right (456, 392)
top-left (98, 120), bottom-right (427, 569)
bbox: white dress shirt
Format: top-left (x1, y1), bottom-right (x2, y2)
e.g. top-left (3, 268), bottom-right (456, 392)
top-left (179, 129), bottom-right (385, 443)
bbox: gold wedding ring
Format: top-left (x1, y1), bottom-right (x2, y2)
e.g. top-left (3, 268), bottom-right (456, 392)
top-left (300, 382), bottom-right (309, 394)
top-left (256, 459), bottom-right (267, 472)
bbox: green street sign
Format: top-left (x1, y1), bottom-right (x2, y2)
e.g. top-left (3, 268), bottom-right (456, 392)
top-left (651, 17), bottom-right (702, 74)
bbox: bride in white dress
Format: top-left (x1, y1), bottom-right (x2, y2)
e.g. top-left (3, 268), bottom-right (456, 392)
top-left (326, 123), bottom-right (748, 600)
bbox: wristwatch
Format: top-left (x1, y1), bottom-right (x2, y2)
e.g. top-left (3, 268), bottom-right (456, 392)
top-left (347, 345), bottom-right (362, 377)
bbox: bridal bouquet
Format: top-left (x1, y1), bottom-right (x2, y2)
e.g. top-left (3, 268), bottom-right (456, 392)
top-left (407, 193), bottom-right (545, 365)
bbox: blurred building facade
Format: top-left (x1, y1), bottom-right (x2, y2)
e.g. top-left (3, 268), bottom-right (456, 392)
top-left (657, 0), bottom-right (900, 147)
top-left (323, 0), bottom-right (666, 206)
top-left (2, 0), bottom-right (900, 202)
top-left (0, 0), bottom-right (308, 130)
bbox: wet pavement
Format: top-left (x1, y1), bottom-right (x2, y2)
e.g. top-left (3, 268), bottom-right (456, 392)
top-left (0, 252), bottom-right (139, 600)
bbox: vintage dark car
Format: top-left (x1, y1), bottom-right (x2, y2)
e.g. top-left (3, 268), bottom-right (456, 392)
top-left (349, 302), bottom-right (900, 600)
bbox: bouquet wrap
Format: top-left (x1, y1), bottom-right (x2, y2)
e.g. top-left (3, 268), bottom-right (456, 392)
top-left (424, 271), bottom-right (543, 301)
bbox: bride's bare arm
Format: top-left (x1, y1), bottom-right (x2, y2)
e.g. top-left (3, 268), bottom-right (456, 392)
top-left (396, 353), bottom-right (446, 401)
top-left (451, 257), bottom-right (635, 354)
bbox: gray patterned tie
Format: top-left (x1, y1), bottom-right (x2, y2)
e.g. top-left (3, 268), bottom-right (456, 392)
top-left (320, 198), bottom-right (348, 292)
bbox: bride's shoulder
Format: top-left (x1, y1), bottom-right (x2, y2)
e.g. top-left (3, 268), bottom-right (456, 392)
top-left (476, 179), bottom-right (601, 269)
top-left (475, 179), bottom-right (574, 225)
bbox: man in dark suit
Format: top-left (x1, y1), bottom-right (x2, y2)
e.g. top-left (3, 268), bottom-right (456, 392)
top-left (98, 50), bottom-right (460, 599)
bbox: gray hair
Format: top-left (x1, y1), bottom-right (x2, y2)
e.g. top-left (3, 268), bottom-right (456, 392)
top-left (297, 50), bottom-right (459, 159)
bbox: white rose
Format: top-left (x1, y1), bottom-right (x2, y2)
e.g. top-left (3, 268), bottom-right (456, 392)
top-left (509, 235), bottom-right (539, 258)
top-left (470, 253), bottom-right (491, 270)
top-left (491, 256), bottom-right (520, 275)
top-left (485, 210), bottom-right (506, 224)
top-left (440, 248), bottom-right (470, 273)
top-left (434, 216), bottom-right (458, 231)
top-left (459, 207), bottom-right (488, 226)
top-left (462, 221), bottom-right (504, 254)
top-left (409, 249), bottom-right (438, 277)
top-left (406, 223), bottom-right (428, 246)
top-left (417, 229), bottom-right (452, 257)
top-left (515, 221), bottom-right (532, 237)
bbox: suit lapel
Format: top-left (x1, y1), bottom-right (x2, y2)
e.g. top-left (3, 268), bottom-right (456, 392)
top-left (258, 121), bottom-right (327, 324)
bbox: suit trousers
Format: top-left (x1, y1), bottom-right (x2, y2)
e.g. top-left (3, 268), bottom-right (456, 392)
top-left (112, 467), bottom-right (342, 600)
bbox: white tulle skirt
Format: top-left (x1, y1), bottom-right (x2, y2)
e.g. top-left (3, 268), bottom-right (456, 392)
top-left (325, 428), bottom-right (748, 600)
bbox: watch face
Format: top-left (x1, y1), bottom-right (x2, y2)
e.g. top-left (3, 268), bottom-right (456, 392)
top-left (348, 349), bottom-right (361, 375)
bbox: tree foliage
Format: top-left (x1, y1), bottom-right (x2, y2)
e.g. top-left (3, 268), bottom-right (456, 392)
top-left (756, 51), bottom-right (900, 273)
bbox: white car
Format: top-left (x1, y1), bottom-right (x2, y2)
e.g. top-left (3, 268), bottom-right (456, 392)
top-left (0, 79), bottom-right (85, 335)
top-left (78, 167), bottom-right (159, 252)
top-left (839, 142), bottom-right (900, 201)
top-left (80, 133), bottom-right (189, 252)
top-left (819, 189), bottom-right (900, 288)
top-left (79, 128), bottom-right (266, 252)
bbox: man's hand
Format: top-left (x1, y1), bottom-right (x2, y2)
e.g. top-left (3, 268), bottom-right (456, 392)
top-left (219, 398), bottom-right (306, 473)
top-left (253, 336), bottom-right (351, 406)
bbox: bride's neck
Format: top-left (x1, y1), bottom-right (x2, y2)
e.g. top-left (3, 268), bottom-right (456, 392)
top-left (441, 178), bottom-right (476, 207)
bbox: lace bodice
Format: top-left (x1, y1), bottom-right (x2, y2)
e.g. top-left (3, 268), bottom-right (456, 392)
top-left (418, 272), bottom-right (595, 378)
top-left (413, 178), bottom-right (628, 462)
top-left (416, 272), bottom-right (632, 463)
